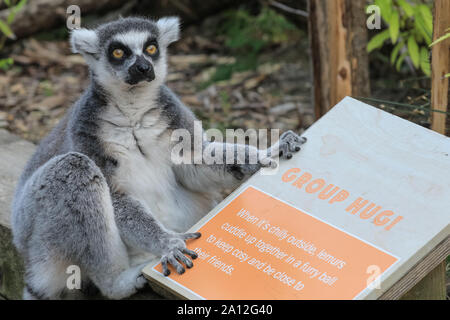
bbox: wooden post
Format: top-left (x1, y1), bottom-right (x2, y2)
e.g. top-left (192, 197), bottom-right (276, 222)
top-left (430, 0), bottom-right (450, 135)
top-left (402, 0), bottom-right (450, 301)
top-left (308, 0), bottom-right (370, 118)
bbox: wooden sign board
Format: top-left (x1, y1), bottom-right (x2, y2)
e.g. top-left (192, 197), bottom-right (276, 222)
top-left (142, 97), bottom-right (450, 300)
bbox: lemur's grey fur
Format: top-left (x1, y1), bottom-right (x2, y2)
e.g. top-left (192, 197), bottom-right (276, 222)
top-left (11, 17), bottom-right (306, 300)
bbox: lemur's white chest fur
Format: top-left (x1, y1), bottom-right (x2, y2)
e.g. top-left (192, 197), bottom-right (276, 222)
top-left (98, 92), bottom-right (214, 235)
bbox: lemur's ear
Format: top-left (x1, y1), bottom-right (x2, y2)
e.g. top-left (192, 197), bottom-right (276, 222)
top-left (70, 28), bottom-right (98, 55)
top-left (156, 17), bottom-right (180, 46)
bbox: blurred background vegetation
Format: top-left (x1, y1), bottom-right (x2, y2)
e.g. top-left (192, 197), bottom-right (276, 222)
top-left (0, 0), bottom-right (448, 297)
top-left (0, 0), bottom-right (445, 139)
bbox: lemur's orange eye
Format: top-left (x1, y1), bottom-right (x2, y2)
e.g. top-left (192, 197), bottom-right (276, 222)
top-left (112, 49), bottom-right (124, 59)
top-left (146, 44), bottom-right (157, 55)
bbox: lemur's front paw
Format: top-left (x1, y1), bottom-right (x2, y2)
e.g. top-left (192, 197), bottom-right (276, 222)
top-left (278, 130), bottom-right (307, 160)
top-left (160, 232), bottom-right (201, 276)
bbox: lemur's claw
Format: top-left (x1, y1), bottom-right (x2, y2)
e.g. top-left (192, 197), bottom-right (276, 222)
top-left (182, 248), bottom-right (198, 259)
top-left (161, 252), bottom-right (187, 276)
top-left (184, 232), bottom-right (201, 240)
top-left (161, 256), bottom-right (171, 276)
top-left (178, 232), bottom-right (201, 240)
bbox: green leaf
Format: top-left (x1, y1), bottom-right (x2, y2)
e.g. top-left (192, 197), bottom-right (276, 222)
top-left (389, 11), bottom-right (400, 44)
top-left (7, 0), bottom-right (27, 24)
top-left (419, 47), bottom-right (431, 76)
top-left (391, 41), bottom-right (404, 65)
top-left (418, 4), bottom-right (433, 36)
top-left (408, 36), bottom-right (420, 68)
top-left (415, 13), bottom-right (432, 45)
top-left (397, 0), bottom-right (414, 17)
top-left (7, 12), bottom-right (15, 25)
top-left (0, 57), bottom-right (13, 71)
top-left (414, 4), bottom-right (433, 45)
top-left (367, 29), bottom-right (390, 53)
top-left (375, 0), bottom-right (392, 22)
top-left (0, 19), bottom-right (15, 39)
top-left (15, 0), bottom-right (28, 11)
top-left (396, 52), bottom-right (408, 71)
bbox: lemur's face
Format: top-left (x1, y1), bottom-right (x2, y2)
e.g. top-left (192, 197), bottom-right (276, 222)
top-left (105, 32), bottom-right (159, 85)
top-left (70, 17), bottom-right (180, 89)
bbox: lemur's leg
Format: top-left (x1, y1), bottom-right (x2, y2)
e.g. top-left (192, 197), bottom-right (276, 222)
top-left (16, 152), bottom-right (146, 299)
top-left (112, 193), bottom-right (201, 277)
top-left (174, 130), bottom-right (307, 192)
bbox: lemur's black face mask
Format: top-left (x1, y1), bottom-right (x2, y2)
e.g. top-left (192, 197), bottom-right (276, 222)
top-left (107, 38), bottom-right (159, 85)
top-left (127, 56), bottom-right (155, 85)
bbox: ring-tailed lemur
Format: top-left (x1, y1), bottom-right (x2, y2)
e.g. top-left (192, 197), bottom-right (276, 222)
top-left (11, 17), bottom-right (306, 300)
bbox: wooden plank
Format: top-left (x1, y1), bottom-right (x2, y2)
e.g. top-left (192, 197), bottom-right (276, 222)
top-left (430, 0), bottom-right (450, 134)
top-left (401, 261), bottom-right (447, 300)
top-left (381, 236), bottom-right (449, 299)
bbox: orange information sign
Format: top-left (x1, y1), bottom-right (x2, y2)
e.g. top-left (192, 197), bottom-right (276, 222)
top-left (153, 186), bottom-right (398, 299)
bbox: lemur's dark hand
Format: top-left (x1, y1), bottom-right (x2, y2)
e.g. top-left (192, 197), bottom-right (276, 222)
top-left (277, 130), bottom-right (307, 160)
top-left (160, 232), bottom-right (201, 276)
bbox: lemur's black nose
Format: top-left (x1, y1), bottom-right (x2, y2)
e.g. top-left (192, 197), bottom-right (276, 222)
top-left (133, 56), bottom-right (152, 74)
top-left (127, 56), bottom-right (155, 84)
top-left (136, 62), bottom-right (150, 74)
